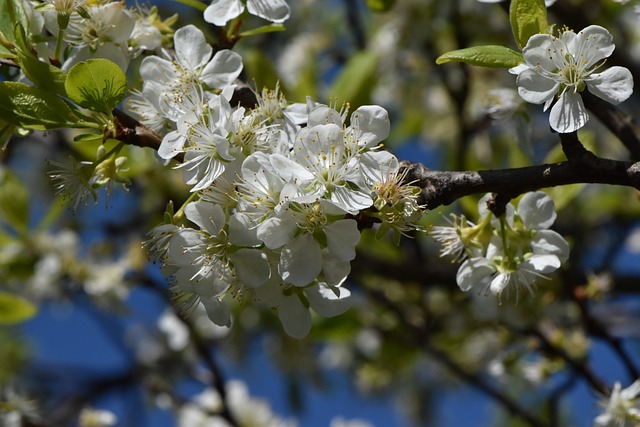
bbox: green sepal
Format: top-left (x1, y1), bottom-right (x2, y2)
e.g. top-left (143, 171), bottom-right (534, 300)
top-left (239, 24), bottom-right (285, 37)
top-left (0, 168), bottom-right (29, 234)
top-left (0, 292), bottom-right (36, 325)
top-left (0, 81), bottom-right (88, 130)
top-left (65, 58), bottom-right (127, 113)
top-left (510, 0), bottom-right (548, 49)
top-left (436, 45), bottom-right (524, 68)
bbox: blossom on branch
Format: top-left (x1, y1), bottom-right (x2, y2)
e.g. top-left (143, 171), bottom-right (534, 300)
top-left (515, 25), bottom-right (633, 133)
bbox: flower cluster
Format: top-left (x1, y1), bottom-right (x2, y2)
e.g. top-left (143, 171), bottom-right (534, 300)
top-left (514, 25), bottom-right (634, 133)
top-left (136, 26), bottom-right (424, 338)
top-left (431, 192), bottom-right (569, 298)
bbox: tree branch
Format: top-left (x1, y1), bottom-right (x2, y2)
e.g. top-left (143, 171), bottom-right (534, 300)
top-left (403, 150), bottom-right (640, 209)
top-left (582, 91), bottom-right (640, 160)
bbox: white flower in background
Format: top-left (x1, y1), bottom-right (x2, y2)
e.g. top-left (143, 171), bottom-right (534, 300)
top-left (330, 417), bottom-right (373, 427)
top-left (129, 5), bottom-right (163, 55)
top-left (255, 279), bottom-right (352, 339)
top-left (450, 192), bottom-right (569, 298)
top-left (83, 260), bottom-right (131, 302)
top-left (47, 156), bottom-right (96, 212)
top-left (158, 310), bottom-right (191, 351)
top-left (78, 408), bottom-right (117, 427)
top-left (177, 382), bottom-right (296, 427)
top-left (594, 380), bottom-right (640, 427)
top-left (204, 0), bottom-right (291, 27)
top-left (61, 2), bottom-right (135, 70)
top-left (516, 25), bottom-right (633, 133)
top-left (485, 88), bottom-right (524, 121)
top-left (456, 238), bottom-right (562, 296)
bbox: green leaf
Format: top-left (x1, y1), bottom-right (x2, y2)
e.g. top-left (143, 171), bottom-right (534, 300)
top-left (436, 45), bottom-right (524, 68)
top-left (328, 50), bottom-right (378, 109)
top-left (171, 0), bottom-right (207, 12)
top-left (0, 0), bottom-right (27, 43)
top-left (0, 82), bottom-right (86, 129)
top-left (17, 53), bottom-right (67, 96)
top-left (243, 48), bottom-right (281, 92)
top-left (239, 24), bottom-right (285, 37)
top-left (510, 0), bottom-right (548, 49)
top-left (0, 292), bottom-right (36, 324)
top-left (65, 58), bottom-right (127, 113)
top-left (0, 169), bottom-right (29, 234)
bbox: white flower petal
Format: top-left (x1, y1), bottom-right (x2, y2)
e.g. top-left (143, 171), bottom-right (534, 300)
top-left (228, 213), bottom-right (260, 246)
top-left (531, 230), bottom-right (570, 263)
top-left (587, 66), bottom-right (634, 105)
top-left (577, 25), bottom-right (615, 68)
top-left (204, 0), bottom-right (244, 26)
top-left (247, 0), bottom-right (291, 23)
top-left (350, 105), bottom-right (390, 148)
top-left (522, 33), bottom-right (560, 73)
top-left (456, 258), bottom-right (494, 292)
top-left (174, 25), bottom-right (212, 71)
top-left (279, 234), bottom-right (322, 286)
top-left (159, 131), bottom-right (186, 159)
top-left (257, 213), bottom-right (297, 249)
top-left (230, 249), bottom-right (270, 288)
top-left (306, 283), bottom-right (352, 317)
top-left (516, 68), bottom-right (559, 105)
top-left (329, 186), bottom-right (372, 214)
top-left (201, 297), bottom-right (231, 327)
top-left (549, 92), bottom-right (589, 133)
top-left (490, 273), bottom-right (510, 295)
top-left (279, 294), bottom-right (311, 338)
top-left (201, 50), bottom-right (244, 89)
top-left (524, 254), bottom-right (560, 274)
top-left (518, 191), bottom-right (556, 229)
top-left (184, 201), bottom-right (226, 234)
top-left (324, 219), bottom-right (360, 262)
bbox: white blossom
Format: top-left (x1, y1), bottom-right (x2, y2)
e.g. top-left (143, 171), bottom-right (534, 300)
top-left (516, 25), bottom-right (633, 133)
top-left (594, 380), bottom-right (640, 427)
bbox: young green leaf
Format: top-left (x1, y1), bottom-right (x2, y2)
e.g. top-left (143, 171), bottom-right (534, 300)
top-left (510, 0), bottom-right (548, 49)
top-left (65, 59), bottom-right (128, 113)
top-left (17, 53), bottom-right (68, 96)
top-left (328, 50), bottom-right (378, 108)
top-left (0, 292), bottom-right (36, 324)
top-left (0, 0), bottom-right (28, 43)
top-left (239, 24), bottom-right (285, 37)
top-left (0, 82), bottom-right (88, 130)
top-left (436, 45), bottom-right (524, 68)
top-left (0, 169), bottom-right (29, 235)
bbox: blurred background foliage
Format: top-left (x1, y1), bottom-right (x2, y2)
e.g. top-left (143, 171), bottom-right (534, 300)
top-left (2, 0), bottom-right (640, 426)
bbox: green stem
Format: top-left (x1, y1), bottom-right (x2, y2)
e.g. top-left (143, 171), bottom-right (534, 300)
top-left (54, 28), bottom-right (65, 62)
top-left (173, 191), bottom-right (200, 223)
